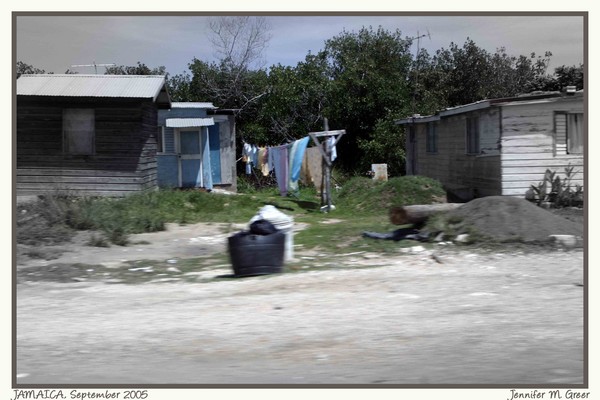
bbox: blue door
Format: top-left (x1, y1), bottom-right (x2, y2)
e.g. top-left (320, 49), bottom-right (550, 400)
top-left (179, 130), bottom-right (202, 188)
top-left (208, 124), bottom-right (222, 184)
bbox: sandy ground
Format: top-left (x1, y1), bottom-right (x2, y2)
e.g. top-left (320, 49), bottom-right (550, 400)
top-left (16, 222), bottom-right (241, 270)
top-left (15, 221), bottom-right (585, 386)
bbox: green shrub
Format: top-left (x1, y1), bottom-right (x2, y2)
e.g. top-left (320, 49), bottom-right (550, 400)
top-left (336, 175), bottom-right (446, 213)
top-left (527, 164), bottom-right (584, 208)
top-left (87, 234), bottom-right (110, 248)
top-left (16, 195), bottom-right (76, 245)
top-left (107, 226), bottom-right (130, 246)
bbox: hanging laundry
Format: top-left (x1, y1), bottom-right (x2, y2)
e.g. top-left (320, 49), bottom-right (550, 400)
top-left (201, 130), bottom-right (213, 190)
top-left (251, 145), bottom-right (259, 167)
top-left (328, 136), bottom-right (337, 162)
top-left (287, 140), bottom-right (299, 193)
top-left (267, 146), bottom-right (276, 176)
top-left (242, 142), bottom-right (253, 175)
top-left (269, 145), bottom-right (289, 196)
top-left (242, 142), bottom-right (252, 162)
top-left (300, 149), bottom-right (311, 187)
top-left (288, 136), bottom-right (310, 193)
top-left (258, 147), bottom-right (270, 176)
top-left (302, 146), bottom-right (323, 191)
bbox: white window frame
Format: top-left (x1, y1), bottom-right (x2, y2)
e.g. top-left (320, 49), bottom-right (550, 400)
top-left (555, 112), bottom-right (584, 155)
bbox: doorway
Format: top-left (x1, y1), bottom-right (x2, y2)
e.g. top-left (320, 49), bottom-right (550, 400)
top-left (176, 128), bottom-right (212, 189)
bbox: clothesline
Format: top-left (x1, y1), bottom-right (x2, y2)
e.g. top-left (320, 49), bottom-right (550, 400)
top-left (241, 136), bottom-right (338, 197)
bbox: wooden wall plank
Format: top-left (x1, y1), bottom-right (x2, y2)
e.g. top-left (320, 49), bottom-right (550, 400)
top-left (502, 158), bottom-right (583, 167)
top-left (17, 101), bottom-right (160, 196)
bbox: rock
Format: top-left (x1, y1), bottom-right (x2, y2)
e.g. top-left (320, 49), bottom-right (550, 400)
top-left (401, 246), bottom-right (426, 254)
top-left (454, 234), bottom-right (470, 243)
top-left (431, 254), bottom-right (443, 264)
top-left (549, 235), bottom-right (578, 247)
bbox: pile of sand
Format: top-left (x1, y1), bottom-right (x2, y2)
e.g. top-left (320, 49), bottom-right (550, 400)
top-left (447, 196), bottom-right (584, 243)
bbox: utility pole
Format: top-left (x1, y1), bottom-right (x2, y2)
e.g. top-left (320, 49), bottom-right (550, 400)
top-left (408, 29), bottom-right (431, 116)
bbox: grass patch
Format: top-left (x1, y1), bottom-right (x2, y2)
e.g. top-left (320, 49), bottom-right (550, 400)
top-left (17, 175), bottom-right (445, 250)
top-left (336, 176), bottom-right (446, 214)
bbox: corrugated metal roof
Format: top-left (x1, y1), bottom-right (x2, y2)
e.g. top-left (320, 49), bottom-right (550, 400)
top-left (172, 102), bottom-right (216, 109)
top-left (17, 74), bottom-right (168, 101)
top-left (395, 115), bottom-right (441, 125)
top-left (166, 118), bottom-right (214, 128)
top-left (395, 91), bottom-right (581, 125)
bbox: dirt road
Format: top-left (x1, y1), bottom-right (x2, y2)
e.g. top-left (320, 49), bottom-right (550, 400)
top-left (15, 225), bottom-right (585, 385)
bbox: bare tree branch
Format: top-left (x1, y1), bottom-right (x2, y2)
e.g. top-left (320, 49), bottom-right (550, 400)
top-left (208, 16), bottom-right (272, 71)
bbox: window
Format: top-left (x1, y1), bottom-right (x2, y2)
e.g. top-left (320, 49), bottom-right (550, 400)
top-left (555, 112), bottom-right (584, 155)
top-left (426, 122), bottom-right (437, 153)
top-left (156, 126), bottom-right (165, 153)
top-left (63, 109), bottom-right (95, 155)
top-left (466, 116), bottom-right (479, 154)
top-left (407, 125), bottom-right (417, 175)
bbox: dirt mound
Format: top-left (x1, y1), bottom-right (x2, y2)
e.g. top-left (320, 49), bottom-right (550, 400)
top-left (448, 196), bottom-right (583, 243)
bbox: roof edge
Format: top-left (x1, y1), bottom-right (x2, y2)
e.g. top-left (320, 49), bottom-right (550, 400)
top-left (395, 90), bottom-right (583, 125)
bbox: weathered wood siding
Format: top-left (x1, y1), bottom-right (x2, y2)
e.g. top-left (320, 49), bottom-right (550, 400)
top-left (414, 108), bottom-right (502, 197)
top-left (156, 108), bottom-right (237, 191)
top-left (139, 102), bottom-right (159, 191)
top-left (17, 99), bottom-right (159, 196)
top-left (500, 96), bottom-right (584, 196)
top-left (156, 155), bottom-right (179, 188)
top-left (212, 114), bottom-right (236, 190)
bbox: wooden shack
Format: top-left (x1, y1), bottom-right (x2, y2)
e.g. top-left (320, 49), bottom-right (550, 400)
top-left (156, 103), bottom-right (237, 192)
top-left (16, 74), bottom-right (171, 196)
top-left (396, 90), bottom-right (584, 199)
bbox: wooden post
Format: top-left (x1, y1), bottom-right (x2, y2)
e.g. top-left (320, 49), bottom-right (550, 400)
top-left (323, 118), bottom-right (332, 210)
top-left (308, 118), bottom-right (346, 212)
top-left (389, 203), bottom-right (464, 225)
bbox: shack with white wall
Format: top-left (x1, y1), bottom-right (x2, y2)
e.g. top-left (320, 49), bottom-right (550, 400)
top-left (396, 90), bottom-right (584, 200)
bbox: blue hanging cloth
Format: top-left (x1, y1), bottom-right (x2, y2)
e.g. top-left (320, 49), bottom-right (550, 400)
top-left (288, 136), bottom-right (310, 193)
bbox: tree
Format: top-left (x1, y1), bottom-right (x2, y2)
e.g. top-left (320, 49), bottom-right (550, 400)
top-left (16, 61), bottom-right (46, 79)
top-left (104, 62), bottom-right (167, 76)
top-left (209, 16), bottom-right (271, 71)
top-left (413, 40), bottom-right (555, 110)
top-left (322, 26), bottom-right (414, 174)
top-left (553, 64), bottom-right (584, 90)
top-left (187, 16), bottom-right (272, 112)
top-left (358, 117), bottom-right (406, 176)
top-left (514, 51), bottom-right (554, 93)
top-left (439, 39), bottom-right (495, 106)
top-left (258, 52), bottom-right (331, 144)
top-left (407, 48), bottom-right (450, 116)
top-left (186, 57), bottom-right (269, 117)
top-left (167, 71), bottom-right (193, 102)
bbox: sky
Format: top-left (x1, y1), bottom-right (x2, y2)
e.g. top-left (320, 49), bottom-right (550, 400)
top-left (15, 14), bottom-right (585, 77)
